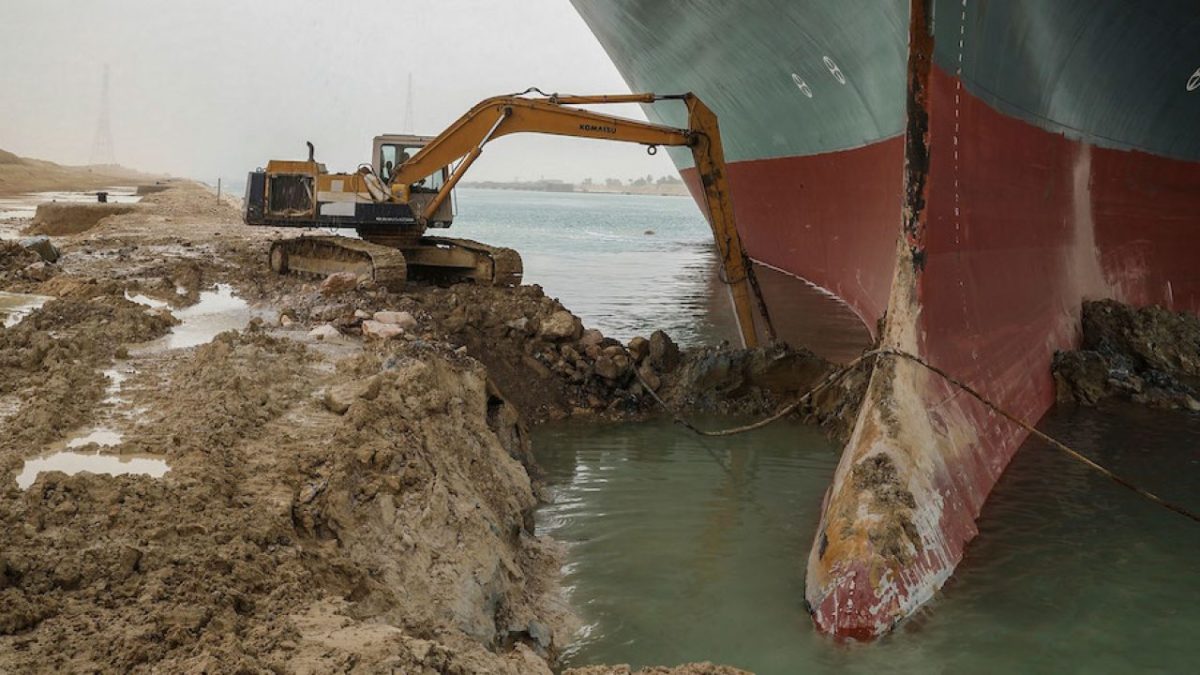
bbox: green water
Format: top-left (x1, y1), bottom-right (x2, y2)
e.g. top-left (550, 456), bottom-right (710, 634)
top-left (449, 188), bottom-right (738, 346)
top-left (533, 405), bottom-right (1200, 673)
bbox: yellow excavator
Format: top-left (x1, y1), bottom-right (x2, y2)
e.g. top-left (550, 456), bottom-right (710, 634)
top-left (243, 90), bottom-right (768, 347)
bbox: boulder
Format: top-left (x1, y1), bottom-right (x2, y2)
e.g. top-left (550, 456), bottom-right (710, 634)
top-left (601, 344), bottom-right (627, 359)
top-left (540, 310), bottom-right (581, 341)
top-left (308, 324), bottom-right (343, 342)
top-left (627, 336), bottom-right (650, 363)
top-left (23, 261), bottom-right (56, 281)
top-left (637, 363), bottom-right (661, 391)
top-left (19, 235), bottom-right (59, 263)
top-left (594, 356), bottom-right (621, 381)
top-left (279, 314), bottom-right (295, 327)
top-left (361, 320), bottom-right (404, 340)
top-left (323, 377), bottom-right (381, 415)
top-left (579, 329), bottom-right (604, 348)
top-left (319, 272), bottom-right (359, 296)
top-left (648, 330), bottom-right (680, 372)
top-left (373, 310), bottom-right (416, 329)
top-left (522, 355), bottom-right (552, 379)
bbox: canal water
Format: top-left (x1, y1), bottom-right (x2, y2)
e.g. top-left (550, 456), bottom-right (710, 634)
top-left (534, 405), bottom-right (1200, 673)
top-left (447, 188), bottom-right (738, 346)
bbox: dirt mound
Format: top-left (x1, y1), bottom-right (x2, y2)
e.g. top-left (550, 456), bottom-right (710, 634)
top-left (0, 286), bottom-right (176, 458)
top-left (251, 276), bottom-right (863, 438)
top-left (1053, 300), bottom-right (1200, 409)
top-left (0, 241), bottom-right (40, 277)
top-left (0, 150), bottom-right (163, 196)
top-left (0, 325), bottom-right (566, 672)
top-left (26, 202), bottom-right (139, 236)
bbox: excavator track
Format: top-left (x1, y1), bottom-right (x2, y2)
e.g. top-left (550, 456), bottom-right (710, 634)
top-left (421, 236), bottom-right (523, 287)
top-left (269, 235), bottom-right (407, 291)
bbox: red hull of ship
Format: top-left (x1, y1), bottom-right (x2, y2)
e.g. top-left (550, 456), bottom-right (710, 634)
top-left (689, 53), bottom-right (1200, 638)
top-left (802, 58), bottom-right (1200, 638)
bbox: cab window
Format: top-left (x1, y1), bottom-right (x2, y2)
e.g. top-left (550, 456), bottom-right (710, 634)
top-left (379, 144), bottom-right (398, 181)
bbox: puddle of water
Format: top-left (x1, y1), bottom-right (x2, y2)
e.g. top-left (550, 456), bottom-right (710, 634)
top-left (16, 450), bottom-right (169, 489)
top-left (65, 426), bottom-right (124, 449)
top-left (102, 366), bottom-right (133, 404)
top-left (137, 283), bottom-right (253, 351)
top-left (0, 291), bottom-right (54, 328)
top-left (124, 290), bottom-right (169, 309)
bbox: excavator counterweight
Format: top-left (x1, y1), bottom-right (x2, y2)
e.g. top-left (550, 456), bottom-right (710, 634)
top-left (243, 90), bottom-right (769, 347)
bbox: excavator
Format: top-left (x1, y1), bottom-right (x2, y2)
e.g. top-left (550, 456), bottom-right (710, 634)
top-left (243, 90), bottom-right (769, 347)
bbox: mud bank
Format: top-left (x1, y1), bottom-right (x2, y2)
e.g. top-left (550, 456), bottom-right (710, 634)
top-left (0, 180), bottom-right (851, 672)
top-left (1054, 300), bottom-right (1200, 411)
top-left (27, 202), bottom-right (139, 236)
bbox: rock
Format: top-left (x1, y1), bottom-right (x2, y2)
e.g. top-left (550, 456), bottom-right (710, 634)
top-left (648, 329), bottom-right (680, 372)
top-left (23, 261), bottom-right (55, 281)
top-left (594, 356), bottom-right (621, 381)
top-left (506, 317), bottom-right (531, 334)
top-left (637, 363), bottom-right (661, 391)
top-left (19, 235), bottom-right (59, 263)
top-left (323, 377), bottom-right (381, 415)
top-left (627, 336), bottom-right (650, 362)
top-left (308, 324), bottom-right (342, 341)
top-left (584, 344), bottom-right (602, 360)
top-left (539, 310), bottom-right (581, 341)
top-left (319, 272), bottom-right (359, 296)
top-left (361, 320), bottom-right (404, 340)
top-left (527, 621), bottom-right (552, 649)
top-left (279, 314), bottom-right (295, 328)
top-left (601, 344), bottom-right (627, 359)
top-left (579, 329), bottom-right (604, 348)
top-left (353, 309), bottom-right (371, 319)
top-left (373, 310), bottom-right (416, 329)
top-left (522, 355), bottom-right (552, 379)
top-left (611, 353), bottom-right (633, 377)
top-left (560, 344), bottom-right (580, 362)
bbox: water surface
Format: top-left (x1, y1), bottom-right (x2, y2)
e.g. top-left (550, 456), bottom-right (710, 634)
top-left (534, 404), bottom-right (1200, 673)
top-left (449, 188), bottom-right (738, 345)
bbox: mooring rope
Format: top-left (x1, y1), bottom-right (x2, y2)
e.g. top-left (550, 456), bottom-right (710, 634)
top-left (635, 348), bottom-right (1200, 524)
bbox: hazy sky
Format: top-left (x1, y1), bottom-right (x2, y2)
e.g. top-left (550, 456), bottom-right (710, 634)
top-left (0, 0), bottom-right (677, 184)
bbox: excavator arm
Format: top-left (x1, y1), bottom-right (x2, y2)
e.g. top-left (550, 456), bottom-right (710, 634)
top-left (388, 91), bottom-right (772, 348)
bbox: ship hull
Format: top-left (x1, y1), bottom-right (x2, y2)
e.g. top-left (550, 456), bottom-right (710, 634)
top-left (572, 0), bottom-right (1200, 638)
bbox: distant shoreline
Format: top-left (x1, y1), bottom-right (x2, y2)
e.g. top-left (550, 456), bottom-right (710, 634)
top-left (460, 180), bottom-right (690, 198)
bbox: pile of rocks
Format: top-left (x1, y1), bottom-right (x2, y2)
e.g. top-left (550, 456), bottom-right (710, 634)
top-left (1053, 300), bottom-right (1200, 410)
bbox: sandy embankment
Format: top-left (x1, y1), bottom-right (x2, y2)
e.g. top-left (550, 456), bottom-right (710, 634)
top-left (0, 149), bottom-right (163, 197)
top-left (0, 176), bottom-right (853, 672)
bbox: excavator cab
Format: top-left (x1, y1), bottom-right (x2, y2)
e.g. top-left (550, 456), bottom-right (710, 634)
top-left (372, 135), bottom-right (453, 227)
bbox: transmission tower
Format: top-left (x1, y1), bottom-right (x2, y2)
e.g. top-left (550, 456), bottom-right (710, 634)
top-left (403, 73), bottom-right (415, 134)
top-left (88, 64), bottom-right (116, 166)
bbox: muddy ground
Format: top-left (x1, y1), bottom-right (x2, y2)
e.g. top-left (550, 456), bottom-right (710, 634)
top-left (0, 181), bottom-right (856, 673)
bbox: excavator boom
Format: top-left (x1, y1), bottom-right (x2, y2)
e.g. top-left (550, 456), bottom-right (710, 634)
top-left (388, 91), bottom-right (768, 348)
